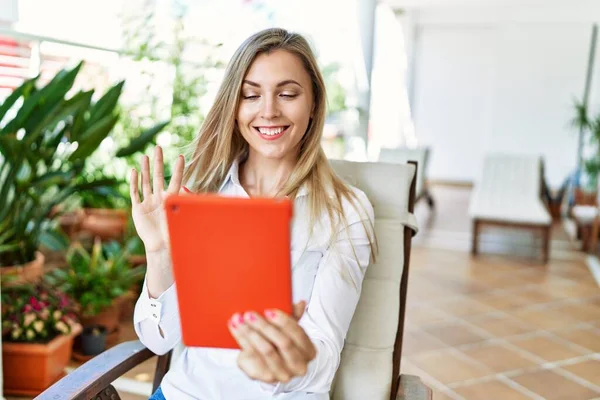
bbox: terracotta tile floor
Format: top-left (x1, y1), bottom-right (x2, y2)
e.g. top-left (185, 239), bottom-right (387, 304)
top-left (403, 185), bottom-right (600, 400)
top-left (8, 185), bottom-right (600, 400)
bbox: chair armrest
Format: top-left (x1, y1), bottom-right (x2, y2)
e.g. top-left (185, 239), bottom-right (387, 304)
top-left (396, 374), bottom-right (433, 400)
top-left (38, 340), bottom-right (155, 400)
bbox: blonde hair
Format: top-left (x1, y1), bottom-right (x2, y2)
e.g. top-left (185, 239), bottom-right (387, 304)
top-left (183, 28), bottom-right (376, 261)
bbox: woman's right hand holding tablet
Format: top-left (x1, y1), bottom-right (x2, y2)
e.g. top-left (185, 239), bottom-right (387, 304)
top-left (130, 146), bottom-right (185, 253)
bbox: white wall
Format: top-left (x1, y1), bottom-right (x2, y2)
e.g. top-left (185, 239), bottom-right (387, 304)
top-left (0, 0), bottom-right (18, 25)
top-left (402, 2), bottom-right (600, 187)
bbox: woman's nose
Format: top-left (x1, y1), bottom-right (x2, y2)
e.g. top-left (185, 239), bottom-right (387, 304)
top-left (261, 96), bottom-right (280, 119)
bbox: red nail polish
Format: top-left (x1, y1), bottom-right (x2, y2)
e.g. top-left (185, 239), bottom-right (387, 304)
top-left (237, 314), bottom-right (244, 324)
top-left (183, 186), bottom-right (191, 193)
top-left (245, 312), bottom-right (256, 322)
top-left (265, 310), bottom-right (276, 319)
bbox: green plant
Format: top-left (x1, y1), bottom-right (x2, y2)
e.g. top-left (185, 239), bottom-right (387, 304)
top-left (321, 62), bottom-right (348, 116)
top-left (0, 63), bottom-right (169, 266)
top-left (1, 282), bottom-right (78, 343)
top-left (572, 100), bottom-right (600, 191)
top-left (78, 178), bottom-right (129, 209)
top-left (117, 2), bottom-right (223, 174)
top-left (46, 237), bottom-right (145, 317)
top-left (583, 114), bottom-right (600, 191)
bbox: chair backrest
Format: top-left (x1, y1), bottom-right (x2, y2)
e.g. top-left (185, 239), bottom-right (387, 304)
top-left (329, 160), bottom-right (418, 400)
top-left (475, 153), bottom-right (543, 199)
top-left (378, 147), bottom-right (429, 198)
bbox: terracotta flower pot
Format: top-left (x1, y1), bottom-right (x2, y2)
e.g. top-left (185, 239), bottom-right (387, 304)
top-left (574, 188), bottom-right (597, 206)
top-left (117, 290), bottom-right (138, 321)
top-left (0, 251), bottom-right (45, 287)
top-left (79, 301), bottom-right (120, 333)
top-left (127, 254), bottom-right (147, 266)
top-left (58, 209), bottom-right (85, 238)
top-left (2, 324), bottom-right (82, 396)
top-left (80, 208), bottom-right (128, 240)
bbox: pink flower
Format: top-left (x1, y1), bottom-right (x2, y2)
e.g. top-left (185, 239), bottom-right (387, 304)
top-left (29, 297), bottom-right (41, 311)
top-left (23, 304), bottom-right (32, 313)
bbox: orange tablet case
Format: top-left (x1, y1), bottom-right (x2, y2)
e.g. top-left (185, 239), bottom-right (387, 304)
top-left (164, 194), bottom-right (294, 349)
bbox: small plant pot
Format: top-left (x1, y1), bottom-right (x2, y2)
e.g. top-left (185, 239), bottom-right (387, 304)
top-left (79, 300), bottom-right (120, 333)
top-left (80, 325), bottom-right (107, 356)
top-left (0, 251), bottom-right (45, 287)
top-left (80, 208), bottom-right (128, 240)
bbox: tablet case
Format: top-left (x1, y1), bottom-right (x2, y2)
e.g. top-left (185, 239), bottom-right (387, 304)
top-left (164, 194), bottom-right (294, 348)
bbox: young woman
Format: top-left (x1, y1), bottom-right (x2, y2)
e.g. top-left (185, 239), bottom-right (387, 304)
top-left (130, 28), bottom-right (376, 400)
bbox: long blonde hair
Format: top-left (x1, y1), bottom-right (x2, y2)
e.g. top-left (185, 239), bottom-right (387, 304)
top-left (183, 28), bottom-right (376, 260)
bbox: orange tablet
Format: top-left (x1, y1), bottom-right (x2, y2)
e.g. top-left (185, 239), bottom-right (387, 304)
top-left (164, 194), bottom-right (294, 349)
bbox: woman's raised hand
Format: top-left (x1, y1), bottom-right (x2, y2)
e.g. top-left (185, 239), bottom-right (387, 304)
top-left (130, 146), bottom-right (185, 253)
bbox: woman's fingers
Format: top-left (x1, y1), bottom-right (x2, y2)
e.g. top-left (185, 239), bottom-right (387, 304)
top-left (228, 321), bottom-right (275, 383)
top-left (141, 155), bottom-right (152, 199)
top-left (153, 146), bottom-right (164, 195)
top-left (230, 313), bottom-right (293, 383)
top-left (244, 312), bottom-right (308, 377)
top-left (167, 155), bottom-right (185, 194)
top-left (264, 309), bottom-right (316, 360)
top-left (130, 168), bottom-right (140, 204)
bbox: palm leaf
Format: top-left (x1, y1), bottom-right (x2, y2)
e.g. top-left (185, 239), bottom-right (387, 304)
top-left (115, 120), bottom-right (170, 157)
top-left (68, 114), bottom-right (120, 162)
top-left (0, 76), bottom-right (37, 126)
top-left (85, 81), bottom-right (125, 130)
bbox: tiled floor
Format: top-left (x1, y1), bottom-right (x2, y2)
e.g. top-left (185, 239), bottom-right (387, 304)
top-left (403, 185), bottom-right (600, 400)
top-left (7, 185), bottom-right (600, 400)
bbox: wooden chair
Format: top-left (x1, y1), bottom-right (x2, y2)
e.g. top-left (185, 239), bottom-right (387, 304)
top-left (468, 154), bottom-right (552, 263)
top-left (40, 161), bottom-right (431, 400)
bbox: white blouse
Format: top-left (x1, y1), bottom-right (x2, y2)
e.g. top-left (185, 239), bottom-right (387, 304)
top-left (133, 159), bottom-right (374, 400)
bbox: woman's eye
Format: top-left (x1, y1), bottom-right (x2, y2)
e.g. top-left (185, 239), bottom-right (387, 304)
top-left (280, 93), bottom-right (297, 99)
top-left (243, 95), bottom-right (259, 100)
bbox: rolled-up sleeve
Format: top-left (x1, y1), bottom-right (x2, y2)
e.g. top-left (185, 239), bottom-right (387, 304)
top-left (261, 190), bottom-right (375, 394)
top-left (133, 278), bottom-right (182, 355)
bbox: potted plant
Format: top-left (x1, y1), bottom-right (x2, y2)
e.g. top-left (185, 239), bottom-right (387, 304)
top-left (79, 324), bottom-right (107, 356)
top-left (46, 237), bottom-right (145, 338)
top-left (1, 282), bottom-right (80, 396)
top-left (571, 101), bottom-right (600, 205)
top-left (0, 62), bottom-right (169, 283)
top-left (78, 178), bottom-right (130, 240)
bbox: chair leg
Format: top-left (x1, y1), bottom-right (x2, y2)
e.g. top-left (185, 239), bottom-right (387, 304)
top-left (471, 220), bottom-right (480, 255)
top-left (153, 351), bottom-right (173, 393)
top-left (542, 225), bottom-right (550, 264)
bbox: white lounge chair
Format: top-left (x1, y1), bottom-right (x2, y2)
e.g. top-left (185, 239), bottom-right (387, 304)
top-left (468, 154), bottom-right (552, 263)
top-left (378, 147), bottom-right (435, 208)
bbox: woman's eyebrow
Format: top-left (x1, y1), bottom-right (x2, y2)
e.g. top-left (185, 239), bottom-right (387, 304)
top-left (242, 79), bottom-right (303, 88)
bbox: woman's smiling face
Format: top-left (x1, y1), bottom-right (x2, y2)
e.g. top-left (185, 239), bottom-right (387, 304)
top-left (237, 49), bottom-right (314, 162)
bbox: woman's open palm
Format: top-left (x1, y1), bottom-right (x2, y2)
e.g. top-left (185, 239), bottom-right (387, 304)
top-left (130, 146), bottom-right (185, 252)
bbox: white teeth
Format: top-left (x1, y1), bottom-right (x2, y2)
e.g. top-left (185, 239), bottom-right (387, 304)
top-left (257, 127), bottom-right (285, 135)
